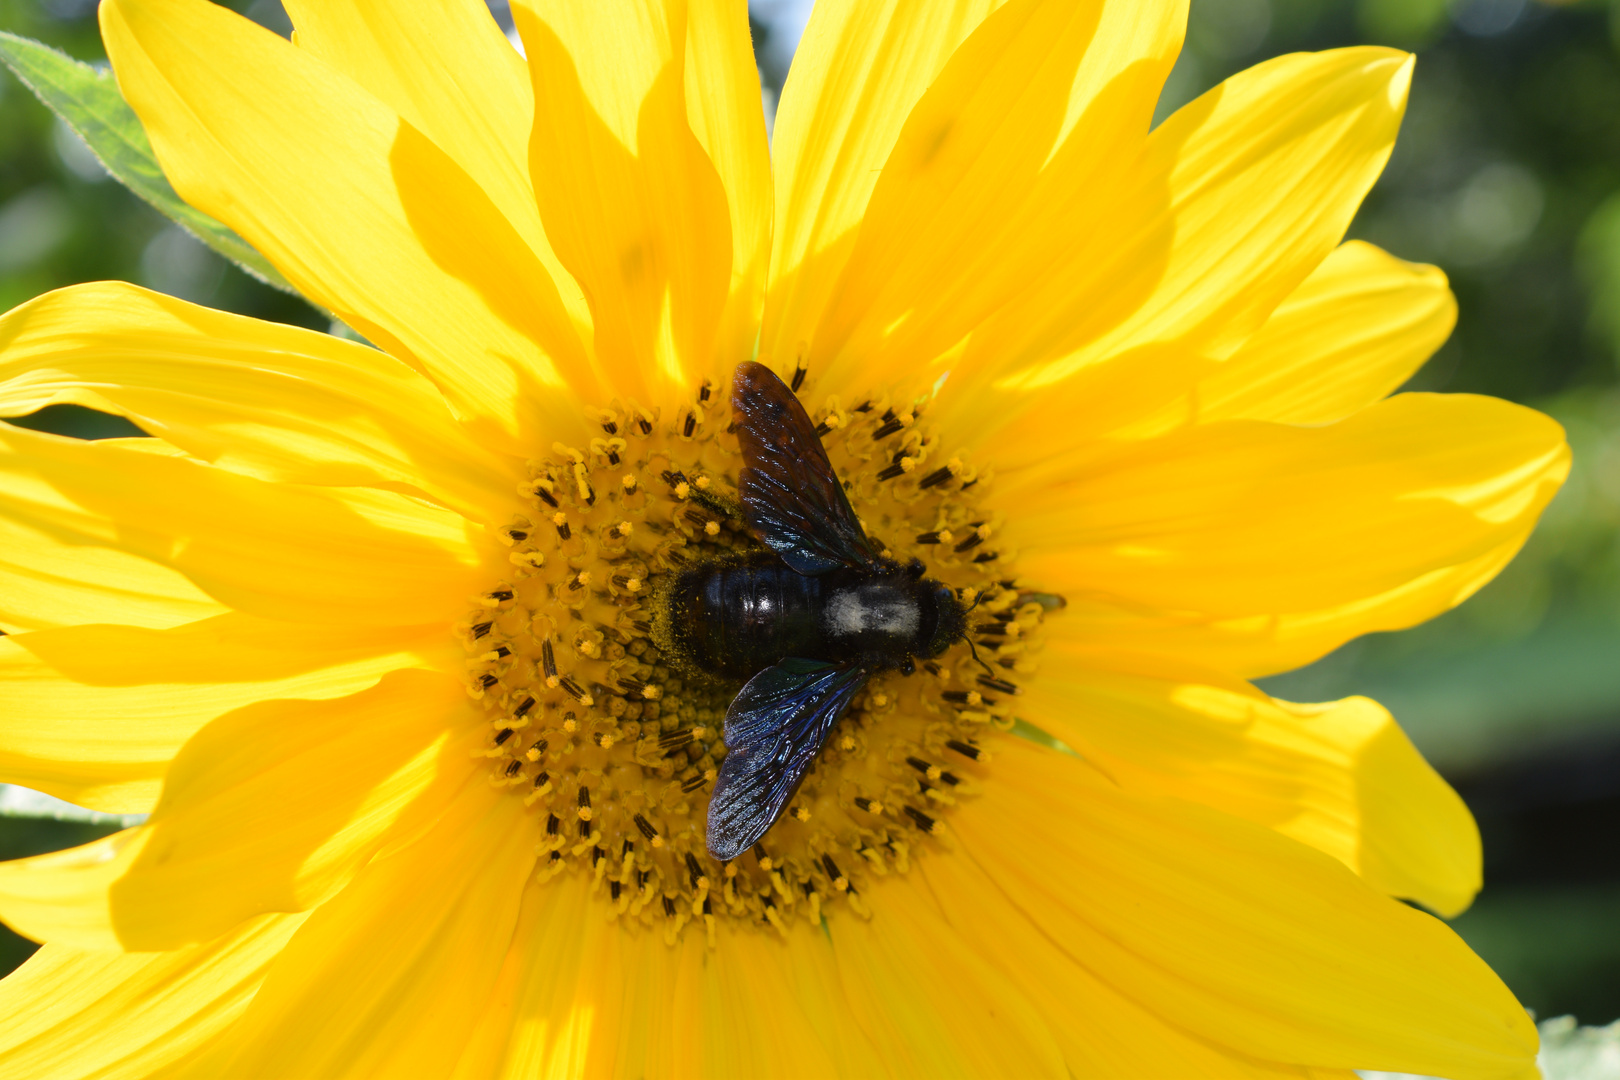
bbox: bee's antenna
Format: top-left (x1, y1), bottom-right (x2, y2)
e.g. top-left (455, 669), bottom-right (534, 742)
top-left (966, 635), bottom-right (994, 679)
top-left (959, 589), bottom-right (995, 678)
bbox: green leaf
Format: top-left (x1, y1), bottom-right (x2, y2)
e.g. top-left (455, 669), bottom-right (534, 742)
top-left (1577, 192), bottom-right (1620, 371)
top-left (0, 31), bottom-right (299, 297)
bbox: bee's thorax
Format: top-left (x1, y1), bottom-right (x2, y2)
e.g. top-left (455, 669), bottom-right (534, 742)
top-left (824, 584), bottom-right (920, 640)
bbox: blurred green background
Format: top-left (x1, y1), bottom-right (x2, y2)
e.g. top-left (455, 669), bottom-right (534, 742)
top-left (2, 0), bottom-right (1619, 1028)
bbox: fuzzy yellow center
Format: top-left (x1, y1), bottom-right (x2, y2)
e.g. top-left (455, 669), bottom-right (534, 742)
top-left (457, 377), bottom-right (1053, 944)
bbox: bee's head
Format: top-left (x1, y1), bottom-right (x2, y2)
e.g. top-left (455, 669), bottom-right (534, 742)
top-left (917, 579), bottom-right (967, 659)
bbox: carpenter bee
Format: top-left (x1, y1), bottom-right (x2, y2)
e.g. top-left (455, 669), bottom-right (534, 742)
top-left (659, 361), bottom-right (972, 861)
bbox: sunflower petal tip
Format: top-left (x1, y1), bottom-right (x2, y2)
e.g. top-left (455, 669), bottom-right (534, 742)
top-left (1388, 52), bottom-right (1416, 109)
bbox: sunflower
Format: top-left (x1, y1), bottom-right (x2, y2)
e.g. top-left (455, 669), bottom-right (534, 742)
top-left (0, 0), bottom-right (1570, 1075)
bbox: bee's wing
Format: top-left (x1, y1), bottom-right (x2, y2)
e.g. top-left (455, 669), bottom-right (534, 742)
top-left (706, 657), bottom-right (870, 861)
top-left (732, 361), bottom-right (883, 575)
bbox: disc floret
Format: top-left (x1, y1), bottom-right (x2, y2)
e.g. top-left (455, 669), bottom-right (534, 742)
top-left (458, 383), bottom-right (1054, 941)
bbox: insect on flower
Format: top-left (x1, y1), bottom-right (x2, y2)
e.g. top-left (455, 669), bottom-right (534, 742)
top-left (0, 0), bottom-right (1574, 1075)
top-left (656, 362), bottom-right (976, 860)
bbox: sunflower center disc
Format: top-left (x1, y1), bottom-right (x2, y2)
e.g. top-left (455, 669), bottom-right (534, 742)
top-left (457, 380), bottom-right (1053, 943)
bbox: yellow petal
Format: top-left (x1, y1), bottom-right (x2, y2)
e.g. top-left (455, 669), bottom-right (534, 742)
top-left (0, 913), bottom-right (306, 1080)
top-left (1001, 392), bottom-right (1568, 622)
top-left (0, 829), bottom-right (149, 952)
top-left (481, 874), bottom-right (869, 1078)
top-left (762, 0), bottom-right (1009, 371)
top-left (802, 0), bottom-right (1185, 399)
top-left (959, 736), bottom-right (1537, 1078)
top-left (281, 0), bottom-right (593, 343)
top-left (204, 782), bottom-right (535, 1077)
top-left (101, 0), bottom-right (599, 451)
top-left (0, 672), bottom-right (472, 951)
top-left (1051, 523), bottom-right (1535, 678)
top-left (0, 282), bottom-right (522, 522)
top-left (1024, 638), bottom-right (1480, 915)
top-left (0, 615), bottom-right (449, 812)
top-left (690, 921), bottom-right (865, 1076)
top-left (683, 0), bottom-right (773, 376)
top-left (0, 503), bottom-right (225, 633)
top-left (1129, 241), bottom-right (1456, 432)
top-left (482, 872), bottom-right (641, 1079)
top-left (0, 670), bottom-right (480, 952)
top-left (0, 424), bottom-right (484, 626)
top-left (930, 48), bottom-right (1415, 464)
top-left (827, 875), bottom-right (1070, 1077)
top-left (511, 0), bottom-right (735, 402)
top-left (912, 843), bottom-right (1344, 1078)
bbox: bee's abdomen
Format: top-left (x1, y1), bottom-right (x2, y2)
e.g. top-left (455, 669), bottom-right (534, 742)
top-left (670, 554), bottom-right (826, 680)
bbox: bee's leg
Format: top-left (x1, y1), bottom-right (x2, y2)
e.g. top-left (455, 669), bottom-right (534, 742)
top-left (688, 487), bottom-right (743, 522)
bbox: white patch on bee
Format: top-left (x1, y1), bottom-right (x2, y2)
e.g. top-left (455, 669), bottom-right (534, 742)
top-left (825, 587), bottom-right (919, 639)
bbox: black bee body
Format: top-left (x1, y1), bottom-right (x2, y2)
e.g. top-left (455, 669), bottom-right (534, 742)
top-left (669, 551), bottom-right (962, 682)
top-left (655, 361), bottom-right (971, 862)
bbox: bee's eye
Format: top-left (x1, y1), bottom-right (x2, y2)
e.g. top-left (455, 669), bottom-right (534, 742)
top-left (905, 557), bottom-right (926, 580)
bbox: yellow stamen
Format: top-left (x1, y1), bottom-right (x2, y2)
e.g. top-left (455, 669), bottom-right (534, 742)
top-left (455, 386), bottom-right (1048, 941)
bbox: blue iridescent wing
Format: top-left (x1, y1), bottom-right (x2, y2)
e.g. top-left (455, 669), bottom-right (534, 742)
top-left (706, 657), bottom-right (870, 861)
top-left (731, 361), bottom-right (882, 575)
